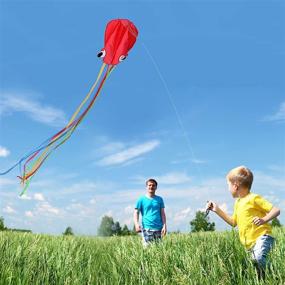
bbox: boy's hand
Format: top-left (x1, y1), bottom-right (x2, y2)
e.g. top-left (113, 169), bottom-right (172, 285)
top-left (252, 217), bottom-right (265, 226)
top-left (206, 201), bottom-right (219, 212)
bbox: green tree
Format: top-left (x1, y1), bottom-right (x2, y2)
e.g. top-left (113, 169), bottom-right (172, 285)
top-left (98, 216), bottom-right (115, 236)
top-left (63, 226), bottom-right (74, 236)
top-left (190, 211), bottom-right (215, 232)
top-left (112, 221), bottom-right (122, 236)
top-left (271, 217), bottom-right (282, 227)
top-left (0, 216), bottom-right (5, 231)
top-left (121, 224), bottom-right (130, 236)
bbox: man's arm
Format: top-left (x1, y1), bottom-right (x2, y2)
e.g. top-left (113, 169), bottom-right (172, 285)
top-left (161, 208), bottom-right (167, 236)
top-left (133, 209), bottom-right (141, 232)
top-left (253, 206), bottom-right (281, 226)
top-left (207, 201), bottom-right (236, 227)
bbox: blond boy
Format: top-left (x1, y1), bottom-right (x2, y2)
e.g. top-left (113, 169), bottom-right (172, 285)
top-left (207, 166), bottom-right (280, 274)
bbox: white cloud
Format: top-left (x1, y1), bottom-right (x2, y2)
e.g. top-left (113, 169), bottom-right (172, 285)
top-left (19, 194), bottom-right (32, 200)
top-left (155, 172), bottom-right (192, 185)
top-left (98, 142), bottom-right (125, 155)
top-left (124, 205), bottom-right (133, 214)
top-left (37, 202), bottom-right (60, 215)
top-left (97, 140), bottom-right (160, 166)
top-left (3, 205), bottom-right (16, 214)
top-left (263, 101), bottom-right (285, 122)
top-left (25, 211), bottom-right (34, 218)
top-left (171, 158), bottom-right (207, 165)
top-left (0, 92), bottom-right (67, 127)
top-left (89, 198), bottom-right (96, 205)
top-left (254, 171), bottom-right (285, 190)
top-left (101, 210), bottom-right (113, 218)
top-left (33, 193), bottom-right (45, 201)
top-left (173, 207), bottom-right (192, 223)
top-left (131, 171), bottom-right (193, 186)
top-left (267, 164), bottom-right (285, 173)
top-left (122, 217), bottom-right (133, 227)
top-left (60, 181), bottom-right (98, 195)
top-left (0, 146), bottom-right (10, 157)
top-left (0, 177), bottom-right (17, 187)
top-left (191, 159), bottom-right (207, 164)
top-left (19, 193), bottom-right (45, 201)
top-left (1, 168), bottom-right (283, 234)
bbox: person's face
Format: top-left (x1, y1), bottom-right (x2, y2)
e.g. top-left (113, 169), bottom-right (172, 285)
top-left (227, 180), bottom-right (239, 198)
top-left (146, 181), bottom-right (157, 196)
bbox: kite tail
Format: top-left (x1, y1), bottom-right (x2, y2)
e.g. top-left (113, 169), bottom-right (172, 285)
top-left (19, 64), bottom-right (115, 195)
top-left (0, 63), bottom-right (115, 195)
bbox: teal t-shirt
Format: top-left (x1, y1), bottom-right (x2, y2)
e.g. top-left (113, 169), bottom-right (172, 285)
top-left (135, 195), bottom-right (165, 230)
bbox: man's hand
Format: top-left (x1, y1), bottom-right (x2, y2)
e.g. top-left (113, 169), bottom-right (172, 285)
top-left (253, 217), bottom-right (265, 226)
top-left (135, 224), bottom-right (142, 233)
top-left (161, 224), bottom-right (167, 237)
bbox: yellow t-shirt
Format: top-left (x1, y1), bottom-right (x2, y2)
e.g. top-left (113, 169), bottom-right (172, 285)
top-left (232, 193), bottom-right (273, 249)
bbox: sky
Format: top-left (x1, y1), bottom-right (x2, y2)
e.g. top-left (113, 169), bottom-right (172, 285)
top-left (0, 0), bottom-right (284, 235)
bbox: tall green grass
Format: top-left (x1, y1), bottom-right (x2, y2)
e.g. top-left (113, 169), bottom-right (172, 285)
top-left (0, 228), bottom-right (284, 285)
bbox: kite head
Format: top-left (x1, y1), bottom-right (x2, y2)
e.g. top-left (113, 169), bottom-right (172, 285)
top-left (97, 19), bottom-right (138, 65)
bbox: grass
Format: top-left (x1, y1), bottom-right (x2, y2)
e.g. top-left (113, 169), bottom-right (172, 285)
top-left (0, 227), bottom-right (284, 285)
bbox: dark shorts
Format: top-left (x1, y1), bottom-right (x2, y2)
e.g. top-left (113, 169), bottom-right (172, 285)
top-left (142, 229), bottom-right (162, 244)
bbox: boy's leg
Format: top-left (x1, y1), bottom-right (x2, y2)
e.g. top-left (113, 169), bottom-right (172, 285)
top-left (250, 235), bottom-right (275, 277)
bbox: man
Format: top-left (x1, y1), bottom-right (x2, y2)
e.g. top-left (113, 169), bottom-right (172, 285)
top-left (134, 178), bottom-right (167, 246)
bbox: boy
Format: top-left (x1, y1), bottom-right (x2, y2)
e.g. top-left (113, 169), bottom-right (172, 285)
top-left (206, 166), bottom-right (280, 275)
top-left (134, 178), bottom-right (167, 246)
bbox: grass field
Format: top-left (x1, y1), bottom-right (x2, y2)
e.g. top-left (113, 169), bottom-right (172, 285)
top-left (0, 227), bottom-right (284, 285)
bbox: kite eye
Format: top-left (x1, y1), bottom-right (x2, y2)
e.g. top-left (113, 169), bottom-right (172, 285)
top-left (119, 55), bottom-right (127, 62)
top-left (97, 50), bottom-right (106, 58)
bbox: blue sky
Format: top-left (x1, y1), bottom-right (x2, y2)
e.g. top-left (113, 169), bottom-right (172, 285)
top-left (0, 0), bottom-right (284, 234)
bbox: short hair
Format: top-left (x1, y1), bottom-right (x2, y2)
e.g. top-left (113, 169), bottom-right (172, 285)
top-left (146, 178), bottom-right (158, 187)
top-left (226, 166), bottom-right (253, 190)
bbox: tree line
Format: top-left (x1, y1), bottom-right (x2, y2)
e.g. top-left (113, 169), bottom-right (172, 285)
top-left (0, 216), bottom-right (32, 233)
top-left (0, 213), bottom-right (282, 237)
top-left (97, 211), bottom-right (283, 237)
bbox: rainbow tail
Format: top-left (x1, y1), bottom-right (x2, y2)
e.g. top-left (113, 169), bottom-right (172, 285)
top-left (0, 63), bottom-right (115, 195)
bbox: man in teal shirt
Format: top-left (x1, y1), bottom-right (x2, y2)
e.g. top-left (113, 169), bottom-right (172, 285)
top-left (134, 178), bottom-right (167, 245)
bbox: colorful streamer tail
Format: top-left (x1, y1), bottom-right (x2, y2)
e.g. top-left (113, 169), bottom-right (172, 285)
top-left (0, 63), bottom-right (115, 195)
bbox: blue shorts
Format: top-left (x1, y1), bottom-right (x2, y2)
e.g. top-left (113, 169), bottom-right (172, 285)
top-left (249, 234), bottom-right (275, 268)
top-left (142, 229), bottom-right (162, 244)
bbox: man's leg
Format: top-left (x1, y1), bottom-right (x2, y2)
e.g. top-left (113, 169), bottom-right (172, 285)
top-left (142, 229), bottom-right (154, 247)
top-left (153, 230), bottom-right (162, 242)
top-left (142, 230), bottom-right (161, 246)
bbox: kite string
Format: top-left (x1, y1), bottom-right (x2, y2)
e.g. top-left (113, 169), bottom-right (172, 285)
top-left (141, 42), bottom-right (202, 178)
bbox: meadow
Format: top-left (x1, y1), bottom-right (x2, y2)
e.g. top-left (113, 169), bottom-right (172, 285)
top-left (0, 227), bottom-right (284, 285)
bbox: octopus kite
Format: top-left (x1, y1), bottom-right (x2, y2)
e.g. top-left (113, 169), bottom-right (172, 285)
top-left (1, 19), bottom-right (138, 194)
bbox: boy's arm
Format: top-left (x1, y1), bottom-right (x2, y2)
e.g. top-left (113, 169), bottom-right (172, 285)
top-left (207, 201), bottom-right (237, 227)
top-left (253, 206), bottom-right (281, 226)
top-left (161, 208), bottom-right (167, 236)
top-left (133, 209), bottom-right (141, 232)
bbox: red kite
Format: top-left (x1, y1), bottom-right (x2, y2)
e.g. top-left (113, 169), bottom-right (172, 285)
top-left (1, 19), bottom-right (138, 194)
